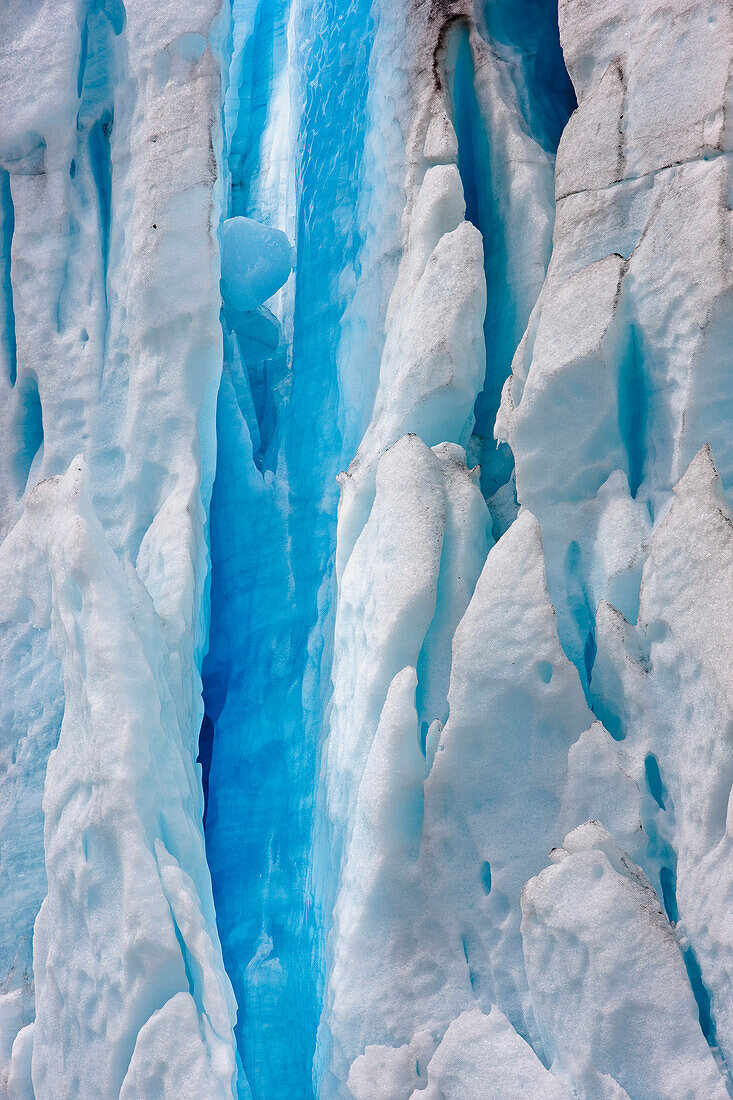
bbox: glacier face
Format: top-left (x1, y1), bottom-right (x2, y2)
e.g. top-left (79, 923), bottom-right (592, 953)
top-left (0, 0), bottom-right (236, 1095)
top-left (0, 0), bottom-right (732, 1098)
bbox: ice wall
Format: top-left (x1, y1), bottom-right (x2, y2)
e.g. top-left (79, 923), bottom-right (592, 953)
top-left (0, 1), bottom-right (240, 1096)
top-left (497, 0), bottom-right (733, 682)
top-left (1, 0), bottom-right (732, 1097)
top-left (316, 0), bottom-right (733, 1097)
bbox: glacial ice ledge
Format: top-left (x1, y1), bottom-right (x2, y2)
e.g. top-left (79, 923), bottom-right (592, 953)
top-left (0, 0), bottom-right (732, 1098)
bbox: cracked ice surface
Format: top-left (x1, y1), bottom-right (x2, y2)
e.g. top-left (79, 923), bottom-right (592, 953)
top-left (1, 0), bottom-right (733, 1098)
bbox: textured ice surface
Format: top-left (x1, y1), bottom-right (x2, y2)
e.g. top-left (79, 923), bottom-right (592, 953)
top-left (409, 1007), bottom-right (574, 1100)
top-left (0, 0), bottom-right (239, 1095)
top-left (1, 0), bottom-right (732, 1097)
top-left (523, 822), bottom-right (727, 1099)
top-left (497, 0), bottom-right (733, 676)
top-left (317, 0), bottom-right (733, 1096)
top-left (593, 446), bottom-right (733, 1074)
top-left (0, 460), bottom-right (237, 1099)
top-left (323, 510), bottom-right (594, 1090)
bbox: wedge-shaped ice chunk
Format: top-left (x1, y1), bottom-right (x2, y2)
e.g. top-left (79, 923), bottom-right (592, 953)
top-left (325, 511), bottom-right (594, 1089)
top-left (417, 511), bottom-right (593, 1041)
top-left (413, 1007), bottom-right (573, 1100)
top-left (347, 1005), bottom-right (573, 1100)
top-left (522, 822), bottom-right (727, 1100)
top-left (558, 721), bottom-right (646, 870)
top-left (594, 446), bottom-right (733, 1069)
top-left (120, 992), bottom-right (230, 1100)
top-left (336, 161), bottom-right (487, 577)
top-left (325, 435), bottom-right (490, 860)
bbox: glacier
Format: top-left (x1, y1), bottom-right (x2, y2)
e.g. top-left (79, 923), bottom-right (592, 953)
top-left (0, 0), bottom-right (732, 1097)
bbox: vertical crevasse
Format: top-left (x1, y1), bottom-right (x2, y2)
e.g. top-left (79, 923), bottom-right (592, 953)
top-left (202, 1), bottom-right (385, 1095)
top-left (202, 2), bottom-right (577, 1095)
